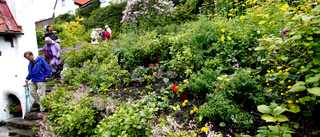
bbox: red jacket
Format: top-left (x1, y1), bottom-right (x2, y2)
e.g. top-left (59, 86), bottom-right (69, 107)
top-left (102, 31), bottom-right (111, 40)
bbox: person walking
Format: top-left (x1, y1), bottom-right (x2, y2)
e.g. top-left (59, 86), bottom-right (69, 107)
top-left (91, 28), bottom-right (99, 45)
top-left (44, 25), bottom-right (58, 41)
top-left (105, 25), bottom-right (111, 40)
top-left (24, 51), bottom-right (51, 112)
top-left (39, 37), bottom-right (63, 78)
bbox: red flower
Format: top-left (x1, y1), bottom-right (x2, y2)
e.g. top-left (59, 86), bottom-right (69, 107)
top-left (172, 85), bottom-right (177, 89)
top-left (17, 106), bottom-right (22, 111)
top-left (174, 88), bottom-right (178, 92)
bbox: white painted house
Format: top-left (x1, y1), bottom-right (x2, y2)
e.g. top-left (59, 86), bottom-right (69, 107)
top-left (54, 0), bottom-right (127, 17)
top-left (0, 0), bottom-right (38, 121)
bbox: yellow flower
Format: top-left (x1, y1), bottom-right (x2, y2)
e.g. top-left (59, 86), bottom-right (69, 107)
top-left (277, 67), bottom-right (282, 70)
top-left (190, 110), bottom-right (194, 114)
top-left (267, 70), bottom-right (271, 73)
top-left (193, 107), bottom-right (198, 112)
top-left (240, 16), bottom-right (244, 20)
top-left (201, 127), bottom-right (208, 132)
top-left (288, 86), bottom-right (292, 89)
top-left (104, 89), bottom-right (108, 91)
top-left (295, 100), bottom-right (299, 103)
top-left (296, 94), bottom-right (299, 96)
top-left (292, 105), bottom-right (295, 108)
top-left (270, 75), bottom-right (273, 77)
top-left (184, 100), bottom-right (188, 103)
top-left (227, 36), bottom-right (232, 40)
top-left (301, 66), bottom-right (305, 69)
top-left (248, 48), bottom-right (252, 51)
top-left (116, 88), bottom-right (118, 91)
top-left (267, 83), bottom-right (270, 86)
top-left (295, 80), bottom-right (298, 83)
top-left (221, 36), bottom-right (225, 41)
top-left (259, 20), bottom-right (266, 24)
top-left (269, 21), bottom-right (275, 24)
top-left (266, 74), bottom-right (269, 76)
top-left (305, 75), bottom-right (308, 78)
top-left (263, 14), bottom-right (269, 18)
top-left (271, 69), bottom-right (274, 73)
top-left (288, 80), bottom-right (291, 83)
top-left (269, 89), bottom-right (273, 92)
top-left (242, 4), bottom-right (245, 6)
top-left (287, 100), bottom-right (293, 104)
top-left (182, 103), bottom-right (186, 107)
top-left (279, 70), bottom-right (283, 75)
top-left (281, 93), bottom-right (284, 95)
top-left (148, 92), bottom-right (150, 95)
top-left (140, 92), bottom-right (143, 95)
top-left (266, 80), bottom-right (269, 83)
top-left (286, 91), bottom-right (289, 94)
top-left (124, 88), bottom-right (127, 90)
top-left (285, 69), bottom-right (289, 72)
top-left (221, 28), bottom-right (226, 32)
top-left (104, 92), bottom-right (106, 95)
top-left (129, 90), bottom-right (132, 92)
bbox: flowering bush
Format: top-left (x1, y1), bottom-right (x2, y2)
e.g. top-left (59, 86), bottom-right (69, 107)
top-left (9, 101), bottom-right (21, 114)
top-left (121, 0), bottom-right (175, 29)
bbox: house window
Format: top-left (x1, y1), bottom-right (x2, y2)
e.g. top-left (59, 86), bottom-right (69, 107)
top-left (100, 0), bottom-right (106, 2)
top-left (62, 0), bottom-right (65, 6)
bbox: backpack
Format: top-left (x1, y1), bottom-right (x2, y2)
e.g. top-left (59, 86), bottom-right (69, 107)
top-left (105, 31), bottom-right (110, 40)
top-left (101, 31), bottom-right (106, 40)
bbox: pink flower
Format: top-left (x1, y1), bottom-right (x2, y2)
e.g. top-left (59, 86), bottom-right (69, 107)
top-left (149, 64), bottom-right (154, 67)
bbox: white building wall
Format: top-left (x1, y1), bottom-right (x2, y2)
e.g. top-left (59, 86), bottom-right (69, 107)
top-left (0, 0), bottom-right (38, 121)
top-left (55, 0), bottom-right (79, 17)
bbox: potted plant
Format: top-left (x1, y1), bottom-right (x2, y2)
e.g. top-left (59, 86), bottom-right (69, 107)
top-left (9, 101), bottom-right (22, 117)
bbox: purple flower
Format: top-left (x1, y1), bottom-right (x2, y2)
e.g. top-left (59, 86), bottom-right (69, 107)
top-left (100, 74), bottom-right (104, 76)
top-left (216, 53), bottom-right (220, 56)
top-left (282, 27), bottom-right (292, 38)
top-left (230, 75), bottom-right (235, 79)
top-left (62, 48), bottom-right (70, 51)
top-left (232, 81), bottom-right (235, 84)
top-left (232, 59), bottom-right (238, 63)
top-left (235, 63), bottom-right (239, 68)
top-left (79, 67), bottom-right (83, 70)
top-left (75, 44), bottom-right (80, 50)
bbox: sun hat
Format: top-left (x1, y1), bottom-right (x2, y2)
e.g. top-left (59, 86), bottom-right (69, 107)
top-left (45, 37), bottom-right (52, 42)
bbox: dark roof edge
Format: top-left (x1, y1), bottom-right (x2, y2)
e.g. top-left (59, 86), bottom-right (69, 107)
top-left (0, 31), bottom-right (24, 36)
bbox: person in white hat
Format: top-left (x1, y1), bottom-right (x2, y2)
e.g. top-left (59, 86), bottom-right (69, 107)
top-left (105, 25), bottom-right (112, 40)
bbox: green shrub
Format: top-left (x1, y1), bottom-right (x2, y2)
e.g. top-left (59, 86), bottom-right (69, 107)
top-left (197, 93), bottom-right (253, 129)
top-left (76, 0), bottom-right (101, 18)
top-left (54, 13), bottom-right (76, 24)
top-left (41, 87), bottom-right (97, 136)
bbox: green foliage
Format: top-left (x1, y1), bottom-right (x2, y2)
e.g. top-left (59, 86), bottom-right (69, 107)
top-left (144, 75), bottom-right (155, 85)
top-left (83, 1), bottom-right (127, 39)
top-left (36, 27), bottom-right (45, 48)
top-left (76, 0), bottom-right (101, 18)
top-left (8, 101), bottom-right (21, 114)
top-left (54, 22), bottom-right (87, 49)
top-left (131, 66), bottom-right (148, 78)
top-left (197, 93), bottom-right (253, 129)
top-left (189, 68), bottom-right (219, 99)
top-left (41, 87), bottom-right (97, 136)
top-left (54, 13), bottom-right (76, 24)
top-left (95, 97), bottom-right (159, 136)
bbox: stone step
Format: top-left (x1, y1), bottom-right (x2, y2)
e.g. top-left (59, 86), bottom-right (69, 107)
top-left (6, 118), bottom-right (40, 130)
top-left (9, 128), bottom-right (37, 137)
top-left (24, 112), bottom-right (42, 120)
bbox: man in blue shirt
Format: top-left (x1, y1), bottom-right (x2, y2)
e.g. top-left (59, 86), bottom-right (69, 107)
top-left (24, 51), bottom-right (51, 112)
